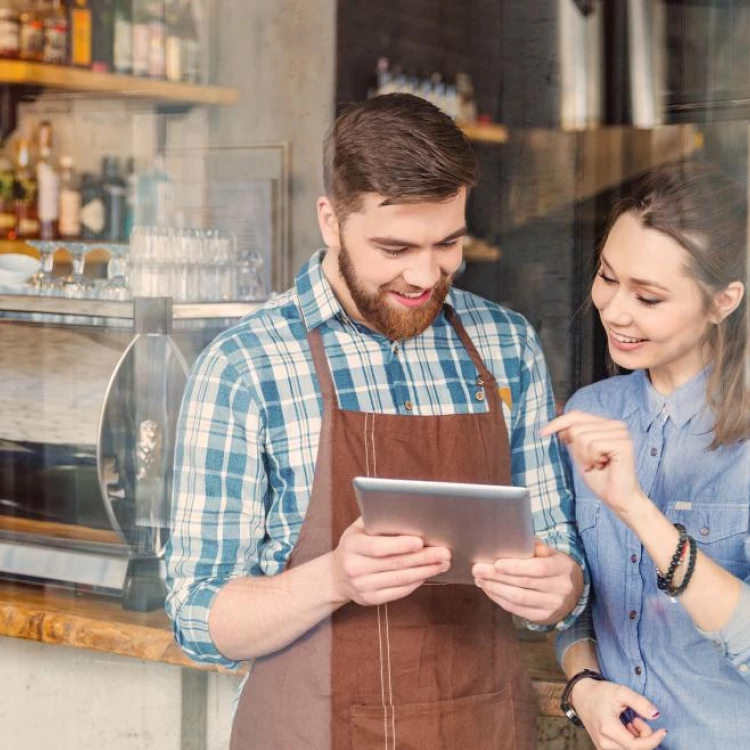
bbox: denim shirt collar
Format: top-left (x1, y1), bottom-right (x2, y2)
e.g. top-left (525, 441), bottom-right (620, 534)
top-left (294, 248), bottom-right (457, 334)
top-left (635, 367), bottom-right (714, 435)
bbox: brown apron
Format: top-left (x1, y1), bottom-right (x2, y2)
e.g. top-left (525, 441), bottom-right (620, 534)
top-left (230, 308), bottom-right (537, 749)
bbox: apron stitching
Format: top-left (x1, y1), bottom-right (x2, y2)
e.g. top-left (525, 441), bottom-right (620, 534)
top-left (371, 412), bottom-right (377, 477)
top-left (385, 601), bottom-right (396, 748)
top-left (364, 411), bottom-right (371, 478)
top-left (377, 604), bottom-right (390, 748)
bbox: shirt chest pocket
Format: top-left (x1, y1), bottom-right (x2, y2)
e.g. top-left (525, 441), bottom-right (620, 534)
top-left (666, 501), bottom-right (750, 579)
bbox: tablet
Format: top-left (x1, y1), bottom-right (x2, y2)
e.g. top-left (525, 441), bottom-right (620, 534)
top-left (352, 476), bottom-right (534, 585)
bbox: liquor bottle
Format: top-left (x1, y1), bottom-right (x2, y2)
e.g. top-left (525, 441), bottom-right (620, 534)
top-left (101, 155), bottom-right (125, 241)
top-left (0, 0), bottom-right (20, 59)
top-left (0, 146), bottom-right (16, 238)
top-left (18, 0), bottom-right (44, 62)
top-left (14, 138), bottom-right (39, 240)
top-left (147, 0), bottom-right (165, 79)
top-left (42, 0), bottom-right (67, 64)
top-left (136, 153), bottom-right (170, 226)
top-left (131, 0), bottom-right (149, 76)
top-left (123, 155), bottom-right (136, 240)
top-left (164, 0), bottom-right (180, 82)
top-left (79, 171), bottom-right (104, 240)
top-left (69, 0), bottom-right (91, 67)
top-left (112, 0), bottom-right (131, 74)
top-left (58, 155), bottom-right (81, 240)
top-left (36, 120), bottom-right (59, 239)
top-left (181, 0), bottom-right (199, 83)
top-left (91, 0), bottom-right (114, 73)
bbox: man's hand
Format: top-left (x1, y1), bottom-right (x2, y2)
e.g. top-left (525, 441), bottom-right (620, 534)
top-left (472, 539), bottom-right (583, 624)
top-left (332, 517), bottom-right (451, 606)
top-left (572, 678), bottom-right (667, 750)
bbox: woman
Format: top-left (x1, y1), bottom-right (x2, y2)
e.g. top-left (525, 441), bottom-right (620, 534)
top-left (544, 162), bottom-right (750, 750)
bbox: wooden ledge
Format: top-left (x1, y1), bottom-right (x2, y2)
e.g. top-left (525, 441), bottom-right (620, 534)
top-left (0, 581), bottom-right (565, 716)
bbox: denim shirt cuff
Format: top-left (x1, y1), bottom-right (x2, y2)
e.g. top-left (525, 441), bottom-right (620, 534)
top-left (555, 600), bottom-right (596, 666)
top-left (696, 582), bottom-right (750, 680)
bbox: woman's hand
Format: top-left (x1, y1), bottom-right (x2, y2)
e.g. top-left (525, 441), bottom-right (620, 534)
top-left (571, 678), bottom-right (667, 750)
top-left (542, 411), bottom-right (648, 518)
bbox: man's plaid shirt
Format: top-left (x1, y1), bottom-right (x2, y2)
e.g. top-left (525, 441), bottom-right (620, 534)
top-left (166, 250), bottom-right (589, 668)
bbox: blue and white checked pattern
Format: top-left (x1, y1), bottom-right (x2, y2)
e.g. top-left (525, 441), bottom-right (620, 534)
top-left (166, 250), bottom-right (588, 668)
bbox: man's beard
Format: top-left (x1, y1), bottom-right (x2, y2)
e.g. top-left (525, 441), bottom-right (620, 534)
top-left (338, 241), bottom-right (452, 340)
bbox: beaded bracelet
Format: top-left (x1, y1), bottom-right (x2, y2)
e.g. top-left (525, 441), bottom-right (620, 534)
top-left (656, 523), bottom-right (689, 593)
top-left (667, 534), bottom-right (697, 599)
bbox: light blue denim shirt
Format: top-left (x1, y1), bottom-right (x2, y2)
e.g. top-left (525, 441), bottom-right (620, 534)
top-left (557, 368), bottom-right (750, 749)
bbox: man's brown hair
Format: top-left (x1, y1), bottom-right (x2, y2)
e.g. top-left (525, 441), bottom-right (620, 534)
top-left (323, 93), bottom-right (478, 221)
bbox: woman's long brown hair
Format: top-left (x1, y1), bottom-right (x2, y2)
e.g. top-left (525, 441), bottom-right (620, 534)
top-left (603, 161), bottom-right (748, 449)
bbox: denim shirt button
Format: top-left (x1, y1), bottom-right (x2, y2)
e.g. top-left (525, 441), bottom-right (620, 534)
top-left (650, 447), bottom-right (658, 457)
top-left (700, 527), bottom-right (709, 536)
top-left (630, 554), bottom-right (638, 563)
top-left (634, 666), bottom-right (643, 676)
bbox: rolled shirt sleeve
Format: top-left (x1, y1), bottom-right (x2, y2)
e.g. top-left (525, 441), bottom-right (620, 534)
top-left (510, 324), bottom-right (590, 632)
top-left (697, 581), bottom-right (750, 680)
top-left (165, 343), bottom-right (267, 669)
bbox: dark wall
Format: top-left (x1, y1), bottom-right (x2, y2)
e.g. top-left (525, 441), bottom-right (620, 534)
top-left (335, 0), bottom-right (503, 120)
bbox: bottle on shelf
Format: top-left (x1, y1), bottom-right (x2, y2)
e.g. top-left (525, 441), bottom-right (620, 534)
top-left (123, 155), bottom-right (136, 240)
top-left (164, 0), bottom-right (180, 83)
top-left (136, 152), bottom-right (171, 226)
top-left (0, 145), bottom-right (16, 238)
top-left (36, 120), bottom-right (59, 239)
top-left (90, 0), bottom-right (114, 73)
top-left (112, 0), bottom-right (131, 75)
top-left (13, 137), bottom-right (39, 240)
top-left (58, 154), bottom-right (81, 241)
top-left (147, 0), bottom-right (165, 79)
top-left (131, 0), bottom-right (149, 76)
top-left (181, 0), bottom-right (200, 83)
top-left (0, 0), bottom-right (20, 60)
top-left (79, 170), bottom-right (104, 241)
top-left (42, 0), bottom-right (67, 64)
top-left (18, 0), bottom-right (44, 62)
top-left (101, 154), bottom-right (125, 241)
top-left (69, 0), bottom-right (92, 68)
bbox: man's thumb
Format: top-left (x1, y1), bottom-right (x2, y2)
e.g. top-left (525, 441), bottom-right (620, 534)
top-left (533, 538), bottom-right (555, 557)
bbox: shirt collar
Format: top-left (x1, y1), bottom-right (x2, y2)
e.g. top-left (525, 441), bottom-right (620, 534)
top-left (295, 248), bottom-right (458, 334)
top-left (636, 367), bottom-right (714, 434)
top-left (295, 249), bottom-right (344, 331)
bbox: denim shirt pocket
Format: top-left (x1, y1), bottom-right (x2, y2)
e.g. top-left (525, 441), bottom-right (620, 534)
top-left (576, 498), bottom-right (602, 585)
top-left (666, 501), bottom-right (750, 578)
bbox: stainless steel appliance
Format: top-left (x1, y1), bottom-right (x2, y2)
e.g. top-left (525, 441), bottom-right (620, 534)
top-left (0, 295), bottom-right (258, 610)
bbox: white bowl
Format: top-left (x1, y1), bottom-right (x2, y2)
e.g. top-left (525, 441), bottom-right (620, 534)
top-left (0, 254), bottom-right (41, 287)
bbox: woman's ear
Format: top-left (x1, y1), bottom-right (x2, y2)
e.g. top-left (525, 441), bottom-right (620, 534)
top-left (317, 197), bottom-right (341, 249)
top-left (711, 281), bottom-right (745, 323)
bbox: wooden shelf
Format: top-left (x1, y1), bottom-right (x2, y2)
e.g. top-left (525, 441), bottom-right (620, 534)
top-left (0, 60), bottom-right (238, 107)
top-left (459, 121), bottom-right (509, 145)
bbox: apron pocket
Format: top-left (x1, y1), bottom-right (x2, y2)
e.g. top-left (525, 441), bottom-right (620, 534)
top-left (350, 688), bottom-right (517, 750)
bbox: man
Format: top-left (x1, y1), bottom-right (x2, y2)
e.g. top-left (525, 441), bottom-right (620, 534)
top-left (166, 93), bottom-right (588, 750)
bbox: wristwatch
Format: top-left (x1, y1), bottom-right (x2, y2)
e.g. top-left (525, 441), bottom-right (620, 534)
top-left (560, 668), bottom-right (605, 727)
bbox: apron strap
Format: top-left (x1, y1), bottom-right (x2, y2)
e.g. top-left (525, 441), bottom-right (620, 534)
top-left (307, 307), bottom-right (504, 412)
top-left (444, 306), bottom-right (504, 413)
top-left (307, 327), bottom-right (336, 401)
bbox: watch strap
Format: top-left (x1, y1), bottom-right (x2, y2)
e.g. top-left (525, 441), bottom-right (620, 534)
top-left (560, 668), bottom-right (605, 727)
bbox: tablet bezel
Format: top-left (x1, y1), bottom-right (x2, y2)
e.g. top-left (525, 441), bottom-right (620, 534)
top-left (352, 476), bottom-right (534, 585)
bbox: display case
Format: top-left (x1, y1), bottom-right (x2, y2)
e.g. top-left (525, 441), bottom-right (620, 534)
top-left (0, 295), bottom-right (258, 611)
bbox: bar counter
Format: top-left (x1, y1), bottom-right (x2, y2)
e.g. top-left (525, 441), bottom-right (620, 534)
top-left (0, 580), bottom-right (567, 717)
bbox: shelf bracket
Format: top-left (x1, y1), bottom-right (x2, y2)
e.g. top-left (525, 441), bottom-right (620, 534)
top-left (0, 83), bottom-right (43, 143)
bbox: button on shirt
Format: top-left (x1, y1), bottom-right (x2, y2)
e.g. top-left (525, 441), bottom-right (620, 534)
top-left (557, 369), bottom-right (750, 749)
top-left (166, 250), bottom-right (589, 668)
